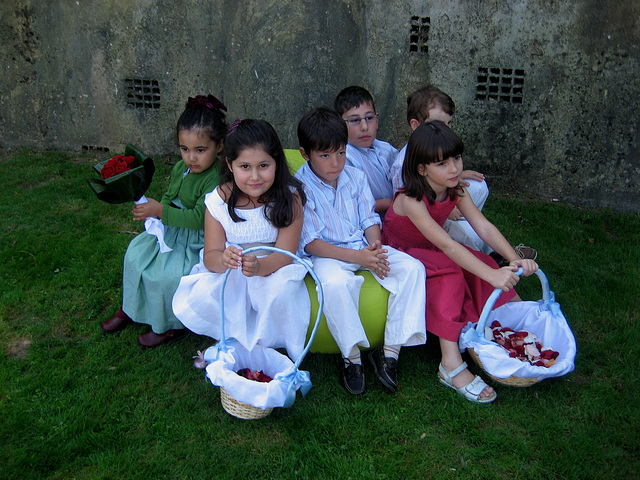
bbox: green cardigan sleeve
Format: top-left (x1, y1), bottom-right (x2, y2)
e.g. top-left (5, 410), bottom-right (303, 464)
top-left (160, 160), bottom-right (222, 230)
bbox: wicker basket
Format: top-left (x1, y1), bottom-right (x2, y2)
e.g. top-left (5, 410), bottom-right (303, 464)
top-left (460, 268), bottom-right (576, 388)
top-left (220, 387), bottom-right (273, 420)
top-left (210, 246), bottom-right (324, 419)
top-left (467, 348), bottom-right (539, 387)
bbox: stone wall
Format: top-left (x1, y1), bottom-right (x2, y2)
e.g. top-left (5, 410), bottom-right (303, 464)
top-left (1, 0), bottom-right (638, 211)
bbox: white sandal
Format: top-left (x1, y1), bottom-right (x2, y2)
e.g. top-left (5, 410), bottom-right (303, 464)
top-left (438, 361), bottom-right (497, 404)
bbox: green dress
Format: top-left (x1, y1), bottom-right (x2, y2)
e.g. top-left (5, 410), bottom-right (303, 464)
top-left (122, 160), bottom-right (221, 333)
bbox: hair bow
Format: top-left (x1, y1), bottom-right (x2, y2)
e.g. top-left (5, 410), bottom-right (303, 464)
top-left (187, 94), bottom-right (227, 113)
top-left (227, 119), bottom-right (243, 136)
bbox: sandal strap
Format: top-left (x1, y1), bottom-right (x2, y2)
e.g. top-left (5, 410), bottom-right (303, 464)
top-left (438, 361), bottom-right (468, 381)
top-left (463, 375), bottom-right (491, 397)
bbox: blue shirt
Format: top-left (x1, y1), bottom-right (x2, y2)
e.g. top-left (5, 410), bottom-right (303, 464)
top-left (345, 139), bottom-right (398, 201)
top-left (390, 143), bottom-right (408, 192)
top-left (295, 162), bottom-right (381, 256)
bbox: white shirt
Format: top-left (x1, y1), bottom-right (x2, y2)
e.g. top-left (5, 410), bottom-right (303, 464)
top-left (295, 163), bottom-right (381, 255)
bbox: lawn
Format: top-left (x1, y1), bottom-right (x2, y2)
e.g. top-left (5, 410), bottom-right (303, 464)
top-left (0, 148), bottom-right (638, 479)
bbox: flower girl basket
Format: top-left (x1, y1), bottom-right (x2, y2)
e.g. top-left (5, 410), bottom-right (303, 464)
top-left (459, 268), bottom-right (577, 387)
top-left (201, 246), bottom-right (324, 419)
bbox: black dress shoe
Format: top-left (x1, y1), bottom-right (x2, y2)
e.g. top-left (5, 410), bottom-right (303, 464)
top-left (137, 328), bottom-right (187, 348)
top-left (342, 359), bottom-right (365, 395)
top-left (368, 348), bottom-right (398, 392)
top-left (101, 308), bottom-right (132, 333)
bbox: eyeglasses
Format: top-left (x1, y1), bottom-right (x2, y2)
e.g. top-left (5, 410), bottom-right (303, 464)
top-left (344, 113), bottom-right (379, 127)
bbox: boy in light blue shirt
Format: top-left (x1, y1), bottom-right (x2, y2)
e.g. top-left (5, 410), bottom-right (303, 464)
top-left (295, 107), bottom-right (426, 395)
top-left (334, 86), bottom-right (398, 215)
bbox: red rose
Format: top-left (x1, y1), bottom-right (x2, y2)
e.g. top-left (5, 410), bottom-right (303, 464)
top-left (113, 160), bottom-right (130, 174)
top-left (100, 164), bottom-right (116, 179)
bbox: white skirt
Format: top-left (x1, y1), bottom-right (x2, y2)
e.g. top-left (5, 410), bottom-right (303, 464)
top-left (172, 261), bottom-right (311, 361)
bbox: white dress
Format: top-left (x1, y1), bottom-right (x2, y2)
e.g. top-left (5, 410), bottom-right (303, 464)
top-left (172, 188), bottom-right (311, 361)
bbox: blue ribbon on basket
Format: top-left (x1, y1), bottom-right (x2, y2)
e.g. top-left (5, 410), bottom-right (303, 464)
top-left (274, 367), bottom-right (312, 408)
top-left (203, 342), bottom-right (231, 363)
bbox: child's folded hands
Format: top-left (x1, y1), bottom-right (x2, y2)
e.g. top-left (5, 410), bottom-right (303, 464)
top-left (240, 253), bottom-right (260, 277)
top-left (360, 241), bottom-right (390, 279)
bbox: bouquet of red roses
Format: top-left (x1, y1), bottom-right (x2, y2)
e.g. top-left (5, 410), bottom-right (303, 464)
top-left (86, 144), bottom-right (155, 204)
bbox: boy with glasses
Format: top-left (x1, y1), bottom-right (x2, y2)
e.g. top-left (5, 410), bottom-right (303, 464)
top-left (334, 86), bottom-right (397, 215)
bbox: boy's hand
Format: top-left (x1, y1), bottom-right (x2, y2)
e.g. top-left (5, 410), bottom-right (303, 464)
top-left (132, 197), bottom-right (162, 221)
top-left (487, 266), bottom-right (520, 292)
top-left (222, 246), bottom-right (243, 270)
top-left (509, 259), bottom-right (538, 277)
top-left (359, 241), bottom-right (390, 279)
top-left (459, 169), bottom-right (485, 187)
top-left (241, 254), bottom-right (260, 277)
top-left (448, 206), bottom-right (463, 221)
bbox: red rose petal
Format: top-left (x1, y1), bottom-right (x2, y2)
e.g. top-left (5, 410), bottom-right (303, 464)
top-left (236, 368), bottom-right (272, 383)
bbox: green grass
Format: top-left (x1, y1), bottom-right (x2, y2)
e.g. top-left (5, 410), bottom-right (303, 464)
top-left (1, 148), bottom-right (639, 479)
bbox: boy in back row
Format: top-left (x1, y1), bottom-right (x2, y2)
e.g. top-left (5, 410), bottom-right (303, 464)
top-left (389, 85), bottom-right (491, 253)
top-left (295, 107), bottom-right (427, 395)
top-left (333, 86), bottom-right (398, 215)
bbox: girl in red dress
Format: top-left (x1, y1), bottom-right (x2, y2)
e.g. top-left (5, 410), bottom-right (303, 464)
top-left (382, 121), bottom-right (538, 403)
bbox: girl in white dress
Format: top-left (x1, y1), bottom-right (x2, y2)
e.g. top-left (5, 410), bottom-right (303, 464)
top-left (172, 119), bottom-right (310, 360)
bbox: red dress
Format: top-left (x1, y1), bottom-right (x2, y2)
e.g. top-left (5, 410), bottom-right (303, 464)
top-left (381, 193), bottom-right (516, 342)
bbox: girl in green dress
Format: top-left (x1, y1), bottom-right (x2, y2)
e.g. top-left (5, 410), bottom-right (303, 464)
top-left (101, 95), bottom-right (228, 347)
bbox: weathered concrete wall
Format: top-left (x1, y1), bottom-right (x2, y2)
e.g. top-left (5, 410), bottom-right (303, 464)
top-left (1, 0), bottom-right (638, 212)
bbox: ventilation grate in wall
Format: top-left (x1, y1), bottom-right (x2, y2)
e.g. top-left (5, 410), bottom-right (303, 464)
top-left (125, 78), bottom-right (161, 109)
top-left (409, 16), bottom-right (430, 53)
top-left (476, 67), bottom-right (525, 103)
top-left (82, 145), bottom-right (110, 153)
